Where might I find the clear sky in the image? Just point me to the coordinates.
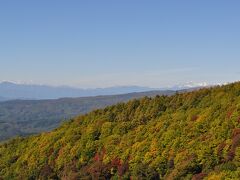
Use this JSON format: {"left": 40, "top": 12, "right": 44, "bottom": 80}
{"left": 0, "top": 0, "right": 240, "bottom": 88}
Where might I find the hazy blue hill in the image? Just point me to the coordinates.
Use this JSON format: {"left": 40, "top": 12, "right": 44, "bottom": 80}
{"left": 0, "top": 90, "right": 174, "bottom": 141}
{"left": 0, "top": 81, "right": 156, "bottom": 100}
{"left": 0, "top": 97, "right": 8, "bottom": 102}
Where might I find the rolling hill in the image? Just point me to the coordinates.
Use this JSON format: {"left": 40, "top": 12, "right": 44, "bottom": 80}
{"left": 0, "top": 90, "right": 174, "bottom": 141}
{"left": 1, "top": 82, "right": 240, "bottom": 179}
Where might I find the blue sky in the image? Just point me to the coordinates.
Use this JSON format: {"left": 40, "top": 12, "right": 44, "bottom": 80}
{"left": 0, "top": 0, "right": 240, "bottom": 88}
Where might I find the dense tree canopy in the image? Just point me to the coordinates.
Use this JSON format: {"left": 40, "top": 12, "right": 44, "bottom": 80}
{"left": 1, "top": 82, "right": 240, "bottom": 179}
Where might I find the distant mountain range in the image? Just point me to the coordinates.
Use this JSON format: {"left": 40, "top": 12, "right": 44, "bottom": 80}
{"left": 0, "top": 81, "right": 208, "bottom": 101}
{"left": 0, "top": 81, "right": 156, "bottom": 101}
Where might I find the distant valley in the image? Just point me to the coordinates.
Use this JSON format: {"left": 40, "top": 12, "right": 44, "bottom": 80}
{"left": 0, "top": 90, "right": 175, "bottom": 141}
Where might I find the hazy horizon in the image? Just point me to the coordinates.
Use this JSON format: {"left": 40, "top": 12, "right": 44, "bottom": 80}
{"left": 0, "top": 79, "right": 220, "bottom": 89}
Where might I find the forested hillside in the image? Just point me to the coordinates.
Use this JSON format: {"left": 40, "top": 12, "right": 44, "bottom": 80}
{"left": 0, "top": 90, "right": 174, "bottom": 141}
{"left": 1, "top": 83, "right": 240, "bottom": 179}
